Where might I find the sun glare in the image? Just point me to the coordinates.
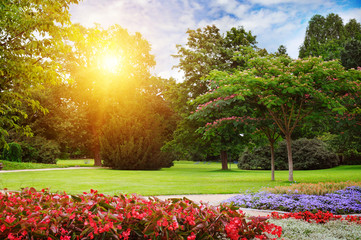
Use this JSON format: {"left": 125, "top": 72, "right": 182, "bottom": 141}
{"left": 98, "top": 52, "right": 121, "bottom": 73}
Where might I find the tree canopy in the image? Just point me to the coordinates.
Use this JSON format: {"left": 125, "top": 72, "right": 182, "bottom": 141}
{"left": 0, "top": 0, "right": 79, "bottom": 146}
{"left": 191, "top": 47, "right": 361, "bottom": 180}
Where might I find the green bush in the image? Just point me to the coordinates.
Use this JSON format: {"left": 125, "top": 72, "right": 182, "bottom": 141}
{"left": 101, "top": 114, "right": 173, "bottom": 170}
{"left": 21, "top": 136, "right": 60, "bottom": 164}
{"left": 2, "top": 142, "right": 22, "bottom": 162}
{"left": 343, "top": 149, "right": 361, "bottom": 165}
{"left": 238, "top": 138, "right": 339, "bottom": 170}
{"left": 100, "top": 95, "right": 176, "bottom": 170}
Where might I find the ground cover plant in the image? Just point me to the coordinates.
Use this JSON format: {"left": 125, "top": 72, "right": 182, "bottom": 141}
{"left": 0, "top": 188, "right": 282, "bottom": 240}
{"left": 262, "top": 181, "right": 361, "bottom": 195}
{"left": 225, "top": 186, "right": 361, "bottom": 214}
{"left": 0, "top": 162, "right": 361, "bottom": 195}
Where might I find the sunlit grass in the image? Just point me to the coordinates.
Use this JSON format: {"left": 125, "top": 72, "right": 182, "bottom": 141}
{"left": 56, "top": 159, "right": 96, "bottom": 167}
{"left": 0, "top": 161, "right": 360, "bottom": 196}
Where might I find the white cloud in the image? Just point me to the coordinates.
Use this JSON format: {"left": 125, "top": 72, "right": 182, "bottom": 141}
{"left": 69, "top": 0, "right": 361, "bottom": 81}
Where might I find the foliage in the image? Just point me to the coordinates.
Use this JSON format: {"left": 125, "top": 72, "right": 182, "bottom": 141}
{"left": 239, "top": 138, "right": 339, "bottom": 170}
{"left": 173, "top": 25, "right": 257, "bottom": 101}
{"left": 299, "top": 13, "right": 361, "bottom": 72}
{"left": 262, "top": 181, "right": 361, "bottom": 195}
{"left": 101, "top": 95, "right": 176, "bottom": 170}
{"left": 224, "top": 186, "right": 361, "bottom": 214}
{"left": 0, "top": 0, "right": 79, "bottom": 146}
{"left": 270, "top": 210, "right": 361, "bottom": 224}
{"left": 341, "top": 39, "right": 361, "bottom": 69}
{"left": 2, "top": 142, "right": 22, "bottom": 162}
{"left": 167, "top": 25, "right": 257, "bottom": 167}
{"left": 299, "top": 13, "right": 361, "bottom": 60}
{"left": 0, "top": 188, "right": 282, "bottom": 240}
{"left": 191, "top": 47, "right": 361, "bottom": 181}
{"left": 20, "top": 136, "right": 60, "bottom": 164}
{"left": 270, "top": 218, "right": 361, "bottom": 240}
{"left": 67, "top": 24, "right": 156, "bottom": 166}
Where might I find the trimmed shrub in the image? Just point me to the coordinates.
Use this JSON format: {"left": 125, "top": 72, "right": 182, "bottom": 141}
{"left": 343, "top": 149, "right": 361, "bottom": 165}
{"left": 101, "top": 114, "right": 173, "bottom": 170}
{"left": 2, "top": 142, "right": 22, "bottom": 162}
{"left": 238, "top": 138, "right": 339, "bottom": 170}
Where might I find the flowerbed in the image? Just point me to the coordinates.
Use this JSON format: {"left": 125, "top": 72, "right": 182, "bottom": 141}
{"left": 0, "top": 188, "right": 282, "bottom": 240}
{"left": 262, "top": 181, "right": 361, "bottom": 195}
{"left": 224, "top": 186, "right": 361, "bottom": 214}
{"left": 269, "top": 211, "right": 361, "bottom": 224}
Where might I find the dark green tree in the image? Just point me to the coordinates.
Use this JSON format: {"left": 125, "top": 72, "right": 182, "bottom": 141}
{"left": 299, "top": 13, "right": 361, "bottom": 61}
{"left": 341, "top": 39, "right": 361, "bottom": 69}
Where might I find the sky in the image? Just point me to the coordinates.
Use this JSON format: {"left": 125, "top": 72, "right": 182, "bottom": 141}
{"left": 69, "top": 0, "right": 361, "bottom": 81}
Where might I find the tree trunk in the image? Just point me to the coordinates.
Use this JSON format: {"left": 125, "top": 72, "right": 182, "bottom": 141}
{"left": 270, "top": 142, "right": 275, "bottom": 181}
{"left": 220, "top": 150, "right": 228, "bottom": 170}
{"left": 285, "top": 134, "right": 294, "bottom": 181}
{"left": 92, "top": 126, "right": 102, "bottom": 167}
{"left": 93, "top": 142, "right": 102, "bottom": 166}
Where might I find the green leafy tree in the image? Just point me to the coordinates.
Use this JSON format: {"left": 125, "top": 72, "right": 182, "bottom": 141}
{"left": 167, "top": 25, "right": 257, "bottom": 164}
{"left": 275, "top": 45, "right": 288, "bottom": 57}
{"left": 67, "top": 24, "right": 155, "bottom": 166}
{"left": 299, "top": 13, "right": 361, "bottom": 61}
{"left": 341, "top": 39, "right": 361, "bottom": 69}
{"left": 0, "top": 0, "right": 79, "bottom": 146}
{"left": 192, "top": 47, "right": 361, "bottom": 181}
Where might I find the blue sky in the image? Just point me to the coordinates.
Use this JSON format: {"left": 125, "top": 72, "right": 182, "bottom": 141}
{"left": 69, "top": 0, "right": 361, "bottom": 81}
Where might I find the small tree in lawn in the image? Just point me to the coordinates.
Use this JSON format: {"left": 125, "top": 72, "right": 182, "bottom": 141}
{"left": 192, "top": 47, "right": 361, "bottom": 181}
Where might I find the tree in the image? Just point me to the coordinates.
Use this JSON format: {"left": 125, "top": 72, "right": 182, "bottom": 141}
{"left": 299, "top": 13, "right": 361, "bottom": 61}
{"left": 0, "top": 0, "right": 79, "bottom": 147}
{"left": 66, "top": 24, "right": 155, "bottom": 166}
{"left": 192, "top": 47, "right": 361, "bottom": 181}
{"left": 341, "top": 39, "right": 361, "bottom": 69}
{"left": 173, "top": 25, "right": 257, "bottom": 102}
{"left": 167, "top": 25, "right": 257, "bottom": 167}
{"left": 275, "top": 45, "right": 288, "bottom": 57}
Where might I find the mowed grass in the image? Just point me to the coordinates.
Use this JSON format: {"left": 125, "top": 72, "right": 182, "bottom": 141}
{"left": 0, "top": 161, "right": 360, "bottom": 196}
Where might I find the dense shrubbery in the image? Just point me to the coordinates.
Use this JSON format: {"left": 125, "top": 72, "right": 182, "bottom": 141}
{"left": 238, "top": 138, "right": 339, "bottom": 170}
{"left": 20, "top": 136, "right": 60, "bottom": 164}
{"left": 2, "top": 142, "right": 22, "bottom": 162}
{"left": 101, "top": 96, "right": 176, "bottom": 170}
{"left": 0, "top": 188, "right": 282, "bottom": 240}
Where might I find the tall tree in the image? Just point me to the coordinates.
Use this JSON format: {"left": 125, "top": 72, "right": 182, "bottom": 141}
{"left": 299, "top": 13, "right": 361, "bottom": 61}
{"left": 66, "top": 24, "right": 155, "bottom": 166}
{"left": 167, "top": 25, "right": 257, "bottom": 168}
{"left": 192, "top": 47, "right": 361, "bottom": 181}
{"left": 0, "top": 0, "right": 79, "bottom": 146}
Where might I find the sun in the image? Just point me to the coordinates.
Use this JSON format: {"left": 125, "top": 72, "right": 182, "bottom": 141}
{"left": 98, "top": 52, "right": 121, "bottom": 73}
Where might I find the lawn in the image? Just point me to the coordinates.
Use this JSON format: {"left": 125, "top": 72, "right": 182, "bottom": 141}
{"left": 0, "top": 161, "right": 360, "bottom": 196}
{"left": 0, "top": 159, "right": 96, "bottom": 170}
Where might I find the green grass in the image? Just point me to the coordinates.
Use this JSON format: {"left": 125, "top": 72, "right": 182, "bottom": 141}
{"left": 0, "top": 161, "right": 360, "bottom": 196}
{"left": 56, "top": 159, "right": 96, "bottom": 167}
{"left": 0, "top": 159, "right": 96, "bottom": 170}
{"left": 0, "top": 160, "right": 66, "bottom": 170}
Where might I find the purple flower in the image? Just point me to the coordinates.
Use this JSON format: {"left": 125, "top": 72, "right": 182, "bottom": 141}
{"left": 224, "top": 186, "right": 361, "bottom": 214}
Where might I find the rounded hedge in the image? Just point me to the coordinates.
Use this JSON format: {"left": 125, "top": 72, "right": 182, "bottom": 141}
{"left": 238, "top": 138, "right": 339, "bottom": 170}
